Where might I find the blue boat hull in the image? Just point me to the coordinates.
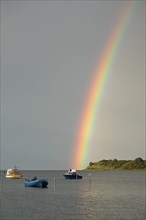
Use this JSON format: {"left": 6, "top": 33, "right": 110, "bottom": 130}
{"left": 24, "top": 179, "right": 48, "bottom": 188}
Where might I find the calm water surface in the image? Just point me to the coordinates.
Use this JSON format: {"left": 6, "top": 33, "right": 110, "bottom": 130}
{"left": 0, "top": 170, "right": 145, "bottom": 220}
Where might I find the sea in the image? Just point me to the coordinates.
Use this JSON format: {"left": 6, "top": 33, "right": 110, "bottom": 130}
{"left": 0, "top": 170, "right": 145, "bottom": 220}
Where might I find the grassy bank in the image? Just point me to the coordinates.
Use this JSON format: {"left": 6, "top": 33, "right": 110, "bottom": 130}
{"left": 86, "top": 158, "right": 146, "bottom": 170}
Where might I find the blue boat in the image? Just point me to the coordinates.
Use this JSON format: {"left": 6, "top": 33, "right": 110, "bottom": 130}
{"left": 63, "top": 169, "right": 82, "bottom": 180}
{"left": 24, "top": 176, "right": 48, "bottom": 188}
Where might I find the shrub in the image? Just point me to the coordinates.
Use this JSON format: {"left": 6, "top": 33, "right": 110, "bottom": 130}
{"left": 89, "top": 162, "right": 94, "bottom": 166}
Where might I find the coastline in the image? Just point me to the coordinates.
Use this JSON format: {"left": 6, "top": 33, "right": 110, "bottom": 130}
{"left": 85, "top": 158, "right": 146, "bottom": 170}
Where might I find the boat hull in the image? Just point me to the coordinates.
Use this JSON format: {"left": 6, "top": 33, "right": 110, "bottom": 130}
{"left": 6, "top": 174, "right": 22, "bottom": 179}
{"left": 24, "top": 179, "right": 48, "bottom": 188}
{"left": 64, "top": 174, "right": 82, "bottom": 180}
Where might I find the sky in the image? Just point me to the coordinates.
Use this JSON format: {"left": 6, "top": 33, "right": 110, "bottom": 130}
{"left": 0, "top": 0, "right": 145, "bottom": 170}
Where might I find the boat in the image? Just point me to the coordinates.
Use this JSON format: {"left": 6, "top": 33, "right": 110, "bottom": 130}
{"left": 63, "top": 169, "right": 82, "bottom": 179}
{"left": 5, "top": 166, "right": 22, "bottom": 179}
{"left": 24, "top": 176, "right": 48, "bottom": 188}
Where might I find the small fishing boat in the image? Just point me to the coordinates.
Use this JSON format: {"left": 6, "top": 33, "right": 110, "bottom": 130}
{"left": 24, "top": 176, "right": 48, "bottom": 188}
{"left": 5, "top": 166, "right": 22, "bottom": 179}
{"left": 63, "top": 169, "right": 82, "bottom": 179}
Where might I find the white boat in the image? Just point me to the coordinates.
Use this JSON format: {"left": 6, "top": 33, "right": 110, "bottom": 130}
{"left": 63, "top": 169, "right": 82, "bottom": 179}
{"left": 5, "top": 166, "right": 22, "bottom": 179}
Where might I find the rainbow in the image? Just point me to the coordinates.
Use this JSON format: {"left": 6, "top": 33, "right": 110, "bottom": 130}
{"left": 72, "top": 1, "right": 135, "bottom": 169}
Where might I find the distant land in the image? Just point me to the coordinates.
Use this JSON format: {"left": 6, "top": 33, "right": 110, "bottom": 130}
{"left": 86, "top": 158, "right": 146, "bottom": 170}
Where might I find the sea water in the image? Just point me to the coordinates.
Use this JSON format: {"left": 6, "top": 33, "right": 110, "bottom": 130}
{"left": 0, "top": 170, "right": 145, "bottom": 220}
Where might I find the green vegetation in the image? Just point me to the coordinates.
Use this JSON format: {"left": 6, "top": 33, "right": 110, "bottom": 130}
{"left": 86, "top": 158, "right": 146, "bottom": 170}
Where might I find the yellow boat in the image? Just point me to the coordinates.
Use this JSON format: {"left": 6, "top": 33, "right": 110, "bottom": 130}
{"left": 5, "top": 167, "right": 22, "bottom": 179}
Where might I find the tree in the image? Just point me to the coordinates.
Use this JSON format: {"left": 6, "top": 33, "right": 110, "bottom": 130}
{"left": 134, "top": 157, "right": 144, "bottom": 164}
{"left": 89, "top": 162, "right": 94, "bottom": 166}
